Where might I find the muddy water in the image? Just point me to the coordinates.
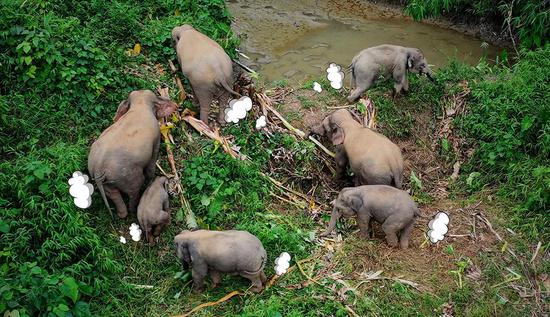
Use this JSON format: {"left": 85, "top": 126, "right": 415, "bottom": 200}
{"left": 227, "top": 0, "right": 500, "bottom": 82}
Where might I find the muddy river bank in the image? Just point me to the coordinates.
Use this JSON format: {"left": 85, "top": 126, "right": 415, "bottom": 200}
{"left": 227, "top": 0, "right": 502, "bottom": 82}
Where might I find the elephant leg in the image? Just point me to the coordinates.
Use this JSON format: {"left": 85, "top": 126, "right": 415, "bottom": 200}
{"left": 382, "top": 221, "right": 399, "bottom": 248}
{"left": 104, "top": 186, "right": 127, "bottom": 218}
{"left": 145, "top": 136, "right": 160, "bottom": 183}
{"left": 216, "top": 90, "right": 231, "bottom": 125}
{"left": 123, "top": 172, "right": 144, "bottom": 215}
{"left": 392, "top": 70, "right": 408, "bottom": 97}
{"left": 241, "top": 272, "right": 263, "bottom": 293}
{"left": 146, "top": 227, "right": 155, "bottom": 245}
{"left": 399, "top": 220, "right": 415, "bottom": 249}
{"left": 191, "top": 261, "right": 208, "bottom": 293}
{"left": 347, "top": 72, "right": 375, "bottom": 103}
{"left": 260, "top": 271, "right": 267, "bottom": 284}
{"left": 357, "top": 213, "right": 372, "bottom": 238}
{"left": 194, "top": 87, "right": 214, "bottom": 126}
{"left": 209, "top": 269, "right": 222, "bottom": 288}
{"left": 335, "top": 147, "right": 348, "bottom": 179}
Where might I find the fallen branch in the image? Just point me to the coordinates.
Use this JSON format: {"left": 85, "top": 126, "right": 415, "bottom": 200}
{"left": 180, "top": 110, "right": 246, "bottom": 160}
{"left": 172, "top": 291, "right": 244, "bottom": 317}
{"left": 530, "top": 241, "right": 542, "bottom": 264}
{"left": 168, "top": 60, "right": 187, "bottom": 103}
{"left": 157, "top": 87, "right": 197, "bottom": 229}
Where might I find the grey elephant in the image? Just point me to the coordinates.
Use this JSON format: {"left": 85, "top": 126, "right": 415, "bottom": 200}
{"left": 320, "top": 185, "right": 420, "bottom": 249}
{"left": 88, "top": 90, "right": 178, "bottom": 218}
{"left": 310, "top": 109, "right": 403, "bottom": 188}
{"left": 137, "top": 176, "right": 171, "bottom": 245}
{"left": 172, "top": 24, "right": 239, "bottom": 127}
{"left": 174, "top": 229, "right": 267, "bottom": 293}
{"left": 347, "top": 44, "right": 435, "bottom": 102}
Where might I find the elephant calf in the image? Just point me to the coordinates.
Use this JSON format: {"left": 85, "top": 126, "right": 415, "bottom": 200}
{"left": 347, "top": 44, "right": 434, "bottom": 102}
{"left": 137, "top": 176, "right": 171, "bottom": 245}
{"left": 320, "top": 185, "right": 420, "bottom": 249}
{"left": 174, "top": 230, "right": 267, "bottom": 293}
{"left": 88, "top": 90, "right": 178, "bottom": 218}
{"left": 172, "top": 24, "right": 239, "bottom": 127}
{"left": 310, "top": 109, "right": 403, "bottom": 188}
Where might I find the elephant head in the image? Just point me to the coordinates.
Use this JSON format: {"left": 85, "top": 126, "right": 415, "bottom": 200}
{"left": 174, "top": 230, "right": 192, "bottom": 269}
{"left": 171, "top": 24, "right": 195, "bottom": 47}
{"left": 406, "top": 49, "right": 435, "bottom": 81}
{"left": 310, "top": 109, "right": 356, "bottom": 145}
{"left": 113, "top": 90, "right": 178, "bottom": 122}
{"left": 320, "top": 188, "right": 362, "bottom": 236}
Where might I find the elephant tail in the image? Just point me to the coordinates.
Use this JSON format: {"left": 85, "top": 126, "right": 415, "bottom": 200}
{"left": 392, "top": 171, "right": 403, "bottom": 189}
{"left": 94, "top": 171, "right": 113, "bottom": 218}
{"left": 218, "top": 79, "right": 241, "bottom": 97}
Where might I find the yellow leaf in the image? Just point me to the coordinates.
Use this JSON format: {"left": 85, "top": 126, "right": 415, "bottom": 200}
{"left": 133, "top": 43, "right": 141, "bottom": 55}
{"left": 175, "top": 9, "right": 181, "bottom": 16}
{"left": 159, "top": 123, "right": 174, "bottom": 140}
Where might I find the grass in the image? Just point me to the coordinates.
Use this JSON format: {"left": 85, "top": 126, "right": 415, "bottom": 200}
{"left": 0, "top": 0, "right": 548, "bottom": 316}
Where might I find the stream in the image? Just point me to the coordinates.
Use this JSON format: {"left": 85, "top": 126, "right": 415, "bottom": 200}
{"left": 227, "top": 0, "right": 501, "bottom": 82}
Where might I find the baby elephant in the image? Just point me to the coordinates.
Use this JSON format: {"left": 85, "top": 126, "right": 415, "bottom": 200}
{"left": 347, "top": 44, "right": 434, "bottom": 102}
{"left": 174, "top": 230, "right": 267, "bottom": 293}
{"left": 320, "top": 185, "right": 420, "bottom": 249}
{"left": 137, "top": 176, "right": 171, "bottom": 245}
{"left": 310, "top": 109, "right": 403, "bottom": 188}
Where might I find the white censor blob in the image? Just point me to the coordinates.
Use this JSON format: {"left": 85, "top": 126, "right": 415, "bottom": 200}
{"left": 274, "top": 252, "right": 291, "bottom": 275}
{"left": 255, "top": 115, "right": 267, "bottom": 130}
{"left": 313, "top": 81, "right": 322, "bottom": 93}
{"left": 68, "top": 171, "right": 93, "bottom": 209}
{"left": 428, "top": 212, "right": 450, "bottom": 243}
{"left": 129, "top": 223, "right": 142, "bottom": 242}
{"left": 326, "top": 63, "right": 344, "bottom": 90}
{"left": 225, "top": 96, "right": 253, "bottom": 123}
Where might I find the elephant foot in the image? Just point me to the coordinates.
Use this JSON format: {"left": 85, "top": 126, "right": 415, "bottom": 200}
{"left": 192, "top": 284, "right": 205, "bottom": 293}
{"left": 117, "top": 210, "right": 128, "bottom": 218}
{"left": 250, "top": 285, "right": 263, "bottom": 293}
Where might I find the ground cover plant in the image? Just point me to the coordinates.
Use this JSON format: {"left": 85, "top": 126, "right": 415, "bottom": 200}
{"left": 0, "top": 0, "right": 548, "bottom": 316}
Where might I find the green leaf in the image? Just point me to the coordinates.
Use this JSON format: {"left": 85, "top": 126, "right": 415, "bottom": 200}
{"left": 0, "top": 220, "right": 9, "bottom": 233}
{"left": 520, "top": 116, "right": 534, "bottom": 132}
{"left": 200, "top": 195, "right": 211, "bottom": 207}
{"left": 61, "top": 277, "right": 79, "bottom": 303}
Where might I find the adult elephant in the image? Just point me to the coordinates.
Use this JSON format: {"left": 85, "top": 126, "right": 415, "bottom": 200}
{"left": 172, "top": 24, "right": 240, "bottom": 127}
{"left": 88, "top": 90, "right": 178, "bottom": 218}
{"left": 347, "top": 44, "right": 435, "bottom": 102}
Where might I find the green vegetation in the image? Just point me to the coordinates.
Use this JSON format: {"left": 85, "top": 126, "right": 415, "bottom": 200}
{"left": 404, "top": 0, "right": 549, "bottom": 48}
{"left": 0, "top": 0, "right": 547, "bottom": 316}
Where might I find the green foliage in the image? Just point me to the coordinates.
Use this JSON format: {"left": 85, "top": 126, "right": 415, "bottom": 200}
{"left": 404, "top": 0, "right": 549, "bottom": 48}
{"left": 0, "top": 0, "right": 239, "bottom": 314}
{"left": 458, "top": 45, "right": 550, "bottom": 240}
{"left": 1, "top": 263, "right": 92, "bottom": 317}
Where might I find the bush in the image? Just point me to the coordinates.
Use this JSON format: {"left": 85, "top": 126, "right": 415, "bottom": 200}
{"left": 404, "top": 0, "right": 549, "bottom": 48}
{"left": 458, "top": 45, "right": 550, "bottom": 239}
{"left": 0, "top": 0, "right": 238, "bottom": 314}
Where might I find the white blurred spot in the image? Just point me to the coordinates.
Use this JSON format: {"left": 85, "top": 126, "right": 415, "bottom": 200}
{"left": 129, "top": 223, "right": 142, "bottom": 242}
{"left": 428, "top": 212, "right": 450, "bottom": 243}
{"left": 255, "top": 115, "right": 267, "bottom": 130}
{"left": 274, "top": 252, "right": 291, "bottom": 275}
{"left": 313, "top": 81, "right": 322, "bottom": 93}
{"left": 119, "top": 236, "right": 127, "bottom": 244}
{"left": 68, "top": 171, "right": 93, "bottom": 209}
{"left": 225, "top": 96, "right": 253, "bottom": 123}
{"left": 326, "top": 63, "right": 344, "bottom": 90}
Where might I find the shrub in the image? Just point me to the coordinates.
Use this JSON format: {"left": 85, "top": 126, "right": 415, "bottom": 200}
{"left": 458, "top": 45, "right": 550, "bottom": 239}
{"left": 404, "top": 0, "right": 549, "bottom": 48}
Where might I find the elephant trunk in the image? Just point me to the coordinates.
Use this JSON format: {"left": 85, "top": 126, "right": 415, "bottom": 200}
{"left": 320, "top": 207, "right": 340, "bottom": 237}
{"left": 425, "top": 67, "right": 435, "bottom": 82}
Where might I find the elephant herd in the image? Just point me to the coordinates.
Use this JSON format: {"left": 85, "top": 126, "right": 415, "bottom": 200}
{"left": 87, "top": 24, "right": 433, "bottom": 293}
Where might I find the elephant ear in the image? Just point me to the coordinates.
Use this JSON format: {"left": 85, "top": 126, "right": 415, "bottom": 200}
{"left": 345, "top": 194, "right": 363, "bottom": 213}
{"left": 113, "top": 99, "right": 130, "bottom": 122}
{"left": 331, "top": 124, "right": 345, "bottom": 145}
{"left": 154, "top": 97, "right": 178, "bottom": 119}
{"left": 406, "top": 52, "right": 414, "bottom": 70}
{"left": 175, "top": 238, "right": 191, "bottom": 263}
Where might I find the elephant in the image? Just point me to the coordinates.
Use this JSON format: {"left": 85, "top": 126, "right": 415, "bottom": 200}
{"left": 310, "top": 109, "right": 403, "bottom": 188}
{"left": 320, "top": 185, "right": 420, "bottom": 249}
{"left": 347, "top": 44, "right": 435, "bottom": 102}
{"left": 174, "top": 229, "right": 267, "bottom": 293}
{"left": 172, "top": 24, "right": 240, "bottom": 127}
{"left": 88, "top": 90, "right": 178, "bottom": 218}
{"left": 137, "top": 176, "right": 171, "bottom": 245}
